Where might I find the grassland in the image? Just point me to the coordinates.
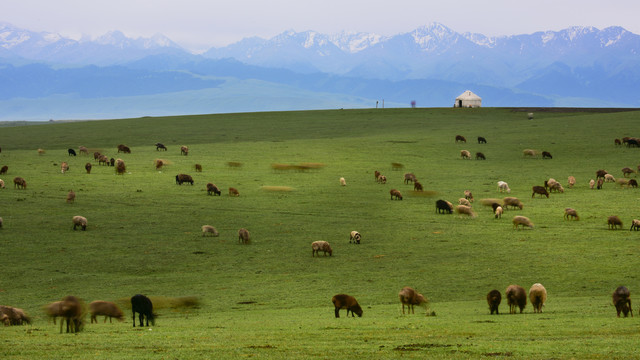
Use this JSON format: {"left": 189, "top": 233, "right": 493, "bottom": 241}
{"left": 1, "top": 107, "right": 640, "bottom": 359}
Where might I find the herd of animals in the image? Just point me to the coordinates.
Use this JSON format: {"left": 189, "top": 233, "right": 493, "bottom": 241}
{"left": 0, "top": 131, "right": 638, "bottom": 333}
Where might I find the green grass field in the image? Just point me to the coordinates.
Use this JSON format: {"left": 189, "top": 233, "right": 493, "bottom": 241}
{"left": 1, "top": 108, "right": 640, "bottom": 359}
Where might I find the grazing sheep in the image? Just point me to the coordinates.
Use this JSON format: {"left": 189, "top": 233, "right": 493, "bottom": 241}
{"left": 206, "top": 183, "right": 221, "bottom": 196}
{"left": 532, "top": 186, "right": 549, "bottom": 198}
{"left": 456, "top": 204, "right": 476, "bottom": 218}
{"left": 608, "top": 215, "right": 623, "bottom": 230}
{"left": 390, "top": 189, "right": 403, "bottom": 200}
{"left": 238, "top": 228, "right": 250, "bottom": 244}
{"left": 93, "top": 151, "right": 101, "bottom": 160}
{"left": 155, "top": 143, "right": 167, "bottom": 151}
{"left": 154, "top": 159, "right": 164, "bottom": 170}
{"left": 66, "top": 190, "right": 75, "bottom": 204}
{"left": 596, "top": 169, "right": 608, "bottom": 179}
{"left": 544, "top": 178, "right": 558, "bottom": 190}
{"left": 597, "top": 178, "right": 604, "bottom": 189}
{"left": 512, "top": 215, "right": 534, "bottom": 229}
{"left": 497, "top": 181, "right": 511, "bottom": 193}
{"left": 542, "top": 151, "right": 552, "bottom": 159}
{"left": 60, "top": 161, "right": 69, "bottom": 174}
{"left": 98, "top": 154, "right": 109, "bottom": 165}
{"left": 460, "top": 150, "right": 471, "bottom": 159}
{"left": 564, "top": 208, "right": 579, "bottom": 220}
{"left": 629, "top": 179, "right": 638, "bottom": 188}
{"left": 72, "top": 216, "right": 87, "bottom": 231}
{"left": 568, "top": 176, "right": 576, "bottom": 188}
{"left": 175, "top": 174, "right": 194, "bottom": 185}
{"left": 377, "top": 175, "right": 387, "bottom": 184}
{"left": 475, "top": 152, "right": 486, "bottom": 160}
{"left": 505, "top": 285, "right": 527, "bottom": 314}
{"left": 605, "top": 174, "right": 616, "bottom": 182}
{"left": 340, "top": 177, "right": 346, "bottom": 186}
{"left": 589, "top": 179, "right": 595, "bottom": 189}
{"left": 612, "top": 286, "right": 633, "bottom": 318}
{"left": 180, "top": 146, "right": 189, "bottom": 155}
{"left": 622, "top": 167, "right": 635, "bottom": 177}
{"left": 0, "top": 305, "right": 31, "bottom": 325}
{"left": 67, "top": 148, "right": 76, "bottom": 156}
{"left": 349, "top": 231, "right": 361, "bottom": 244}
{"left": 616, "top": 178, "right": 630, "bottom": 187}
{"left": 374, "top": 170, "right": 380, "bottom": 181}
{"left": 549, "top": 182, "right": 564, "bottom": 193}
{"left": 195, "top": 164, "right": 202, "bottom": 172}
{"left": 494, "top": 206, "right": 503, "bottom": 219}
{"left": 523, "top": 149, "right": 537, "bottom": 157}
{"left": 435, "top": 199, "right": 453, "bottom": 214}
{"left": 455, "top": 135, "right": 467, "bottom": 143}
{"left": 0, "top": 179, "right": 4, "bottom": 189}
{"left": 202, "top": 225, "right": 219, "bottom": 237}
{"left": 503, "top": 197, "right": 523, "bottom": 210}
{"left": 463, "top": 190, "right": 474, "bottom": 202}
{"left": 115, "top": 159, "right": 126, "bottom": 175}
{"left": 398, "top": 286, "right": 428, "bottom": 314}
{"left": 413, "top": 181, "right": 423, "bottom": 191}
{"left": 615, "top": 138, "right": 622, "bottom": 145}
{"left": 403, "top": 173, "right": 416, "bottom": 184}
{"left": 109, "top": 158, "right": 115, "bottom": 167}
{"left": 311, "top": 240, "right": 332, "bottom": 256}
{"left": 630, "top": 219, "right": 640, "bottom": 231}
{"left": 331, "top": 294, "right": 362, "bottom": 318}
{"left": 117, "top": 144, "right": 131, "bottom": 153}
{"left": 458, "top": 198, "right": 471, "bottom": 206}
{"left": 52, "top": 295, "right": 85, "bottom": 333}
{"left": 89, "top": 301, "right": 124, "bottom": 323}
{"left": 0, "top": 165, "right": 7, "bottom": 174}
{"left": 527, "top": 112, "right": 534, "bottom": 120}
{"left": 487, "top": 290, "right": 501, "bottom": 314}
{"left": 78, "top": 146, "right": 88, "bottom": 155}
{"left": 85, "top": 162, "right": 92, "bottom": 174}
{"left": 529, "top": 283, "right": 547, "bottom": 313}
{"left": 477, "top": 136, "right": 487, "bottom": 144}
{"left": 37, "top": 148, "right": 45, "bottom": 155}
{"left": 131, "top": 294, "right": 155, "bottom": 327}
{"left": 228, "top": 187, "right": 239, "bottom": 196}
{"left": 13, "top": 176, "right": 26, "bottom": 189}
{"left": 628, "top": 139, "right": 640, "bottom": 147}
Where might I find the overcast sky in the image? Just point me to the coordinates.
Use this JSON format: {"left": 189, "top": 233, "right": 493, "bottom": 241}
{"left": 2, "top": 0, "right": 638, "bottom": 52}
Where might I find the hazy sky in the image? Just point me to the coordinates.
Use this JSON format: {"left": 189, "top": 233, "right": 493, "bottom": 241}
{"left": 2, "top": 0, "right": 638, "bottom": 52}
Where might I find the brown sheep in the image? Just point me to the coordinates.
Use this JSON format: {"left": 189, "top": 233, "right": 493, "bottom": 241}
{"left": 48, "top": 296, "right": 85, "bottom": 333}
{"left": 398, "top": 286, "right": 428, "bottom": 314}
{"left": 66, "top": 190, "right": 75, "bottom": 204}
{"left": 564, "top": 208, "right": 579, "bottom": 220}
{"left": 85, "top": 162, "right": 92, "bottom": 174}
{"left": 460, "top": 150, "right": 471, "bottom": 159}
{"left": 506, "top": 285, "right": 527, "bottom": 314}
{"left": 503, "top": 197, "right": 523, "bottom": 210}
{"left": 390, "top": 189, "right": 403, "bottom": 200}
{"left": 377, "top": 175, "right": 387, "bottom": 184}
{"left": 628, "top": 179, "right": 638, "bottom": 188}
{"left": 155, "top": 159, "right": 164, "bottom": 170}
{"left": 311, "top": 240, "right": 332, "bottom": 256}
{"left": 456, "top": 204, "right": 476, "bottom": 218}
{"left": 374, "top": 170, "right": 380, "bottom": 181}
{"left": 413, "top": 181, "right": 423, "bottom": 191}
{"left": 532, "top": 186, "right": 549, "bottom": 198}
{"left": 615, "top": 138, "right": 622, "bottom": 145}
{"left": 475, "top": 152, "right": 486, "bottom": 160}
{"left": 542, "top": 151, "right": 552, "bottom": 159}
{"left": 455, "top": 135, "right": 467, "bottom": 143}
{"left": 513, "top": 215, "right": 534, "bottom": 229}
{"left": 487, "top": 289, "right": 501, "bottom": 315}
{"left": 0, "top": 179, "right": 4, "bottom": 189}
{"left": 98, "top": 154, "right": 109, "bottom": 165}
{"left": 195, "top": 164, "right": 202, "bottom": 172}
{"left": 89, "top": 301, "right": 124, "bottom": 323}
{"left": 608, "top": 215, "right": 623, "bottom": 230}
{"left": 180, "top": 146, "right": 189, "bottom": 155}
{"left": 176, "top": 174, "right": 194, "bottom": 185}
{"left": 13, "top": 176, "right": 26, "bottom": 189}
{"left": 622, "top": 167, "right": 635, "bottom": 177}
{"left": 458, "top": 198, "right": 471, "bottom": 207}
{"left": 568, "top": 176, "right": 576, "bottom": 188}
{"left": 464, "top": 190, "right": 474, "bottom": 202}
{"left": 60, "top": 161, "right": 69, "bottom": 174}
{"left": 238, "top": 228, "right": 250, "bottom": 244}
{"left": 206, "top": 183, "right": 221, "bottom": 196}
{"left": 596, "top": 169, "right": 608, "bottom": 179}
{"left": 115, "top": 159, "right": 126, "bottom": 175}
{"left": 93, "top": 151, "right": 101, "bottom": 160}
{"left": 391, "top": 162, "right": 404, "bottom": 171}
{"left": 78, "top": 146, "right": 89, "bottom": 155}
{"left": 613, "top": 286, "right": 633, "bottom": 318}
{"left": 597, "top": 178, "right": 604, "bottom": 189}
{"left": 331, "top": 294, "right": 363, "bottom": 318}
{"left": 529, "top": 283, "right": 547, "bottom": 313}
{"left": 116, "top": 144, "right": 131, "bottom": 153}
{"left": 228, "top": 187, "right": 240, "bottom": 197}
{"left": 0, "top": 165, "right": 7, "bottom": 174}
{"left": 0, "top": 305, "right": 31, "bottom": 325}
{"left": 403, "top": 173, "right": 416, "bottom": 184}
{"left": 37, "top": 148, "right": 45, "bottom": 155}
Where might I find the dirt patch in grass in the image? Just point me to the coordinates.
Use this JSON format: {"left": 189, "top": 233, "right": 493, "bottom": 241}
{"left": 483, "top": 351, "right": 513, "bottom": 357}
{"left": 393, "top": 343, "right": 455, "bottom": 351}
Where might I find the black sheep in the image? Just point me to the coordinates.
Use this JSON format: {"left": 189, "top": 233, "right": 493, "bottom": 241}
{"left": 131, "top": 294, "right": 155, "bottom": 327}
{"left": 435, "top": 199, "right": 453, "bottom": 214}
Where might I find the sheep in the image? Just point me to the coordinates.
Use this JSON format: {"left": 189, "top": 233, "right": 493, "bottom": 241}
{"left": 155, "top": 143, "right": 167, "bottom": 151}
{"left": 98, "top": 154, "right": 109, "bottom": 165}
{"left": 477, "top": 136, "right": 487, "bottom": 144}
{"left": 0, "top": 217, "right": 3, "bottom": 228}
{"left": 589, "top": 179, "right": 595, "bottom": 189}
{"left": 154, "top": 159, "right": 164, "bottom": 170}
{"left": 226, "top": 161, "right": 243, "bottom": 168}
{"left": 78, "top": 146, "right": 88, "bottom": 155}
{"left": 412, "top": 181, "right": 423, "bottom": 191}
{"left": 403, "top": 173, "right": 416, "bottom": 184}
{"left": 463, "top": 190, "right": 474, "bottom": 202}
{"left": 206, "top": 183, "right": 221, "bottom": 196}
{"left": 238, "top": 228, "right": 250, "bottom": 244}
{"left": 455, "top": 135, "right": 467, "bottom": 143}
{"left": 568, "top": 176, "right": 576, "bottom": 188}
{"left": 0, "top": 179, "right": 4, "bottom": 189}
{"left": 528, "top": 283, "right": 547, "bottom": 313}
{"left": 549, "top": 182, "right": 564, "bottom": 193}
{"left": 615, "top": 138, "right": 622, "bottom": 145}
{"left": 72, "top": 216, "right": 87, "bottom": 231}
{"left": 605, "top": 174, "right": 616, "bottom": 182}
{"left": 523, "top": 149, "right": 537, "bottom": 157}
{"left": 435, "top": 199, "right": 453, "bottom": 214}
{"left": 513, "top": 215, "right": 534, "bottom": 229}
{"left": 374, "top": 170, "right": 380, "bottom": 181}
{"left": 175, "top": 174, "right": 194, "bottom": 185}
{"left": 93, "top": 151, "right": 101, "bottom": 160}
{"left": 66, "top": 190, "right": 75, "bottom": 204}
{"left": 527, "top": 112, "right": 534, "bottom": 120}
{"left": 60, "top": 161, "right": 69, "bottom": 174}
{"left": 37, "top": 148, "right": 45, "bottom": 155}
{"left": 596, "top": 169, "right": 608, "bottom": 179}
{"left": 532, "top": 186, "right": 549, "bottom": 198}
{"left": 131, "top": 294, "right": 155, "bottom": 327}
{"left": 629, "top": 179, "right": 638, "bottom": 188}
{"left": 497, "top": 181, "right": 511, "bottom": 193}
{"left": 50, "top": 295, "right": 85, "bottom": 333}
{"left": 487, "top": 289, "right": 501, "bottom": 315}
{"left": 377, "top": 174, "right": 387, "bottom": 184}
{"left": 115, "top": 159, "right": 126, "bottom": 175}
{"left": 349, "top": 231, "right": 361, "bottom": 244}
{"left": 67, "top": 148, "right": 76, "bottom": 156}
{"left": 494, "top": 206, "right": 503, "bottom": 219}
{"left": 503, "top": 197, "right": 523, "bottom": 210}
{"left": 89, "top": 301, "right": 124, "bottom": 323}
{"left": 228, "top": 187, "right": 240, "bottom": 196}
{"left": 391, "top": 162, "right": 404, "bottom": 171}
{"left": 13, "top": 176, "right": 26, "bottom": 189}
{"left": 339, "top": 177, "right": 346, "bottom": 186}
{"left": 116, "top": 144, "right": 131, "bottom": 153}
{"left": 597, "top": 178, "right": 604, "bottom": 189}
{"left": 631, "top": 219, "right": 640, "bottom": 231}
{"left": 0, "top": 165, "right": 7, "bottom": 174}
{"left": 398, "top": 286, "right": 428, "bottom": 314}
{"left": 457, "top": 198, "right": 471, "bottom": 207}
{"left": 85, "top": 162, "right": 92, "bottom": 174}
{"left": 612, "top": 286, "right": 633, "bottom": 318}
{"left": 195, "top": 164, "right": 202, "bottom": 172}
{"left": 542, "top": 151, "right": 552, "bottom": 159}
{"left": 180, "top": 146, "right": 189, "bottom": 155}
{"left": 460, "top": 150, "right": 471, "bottom": 159}
{"left": 544, "top": 178, "right": 558, "bottom": 190}
{"left": 311, "top": 240, "right": 332, "bottom": 256}
{"left": 616, "top": 178, "right": 630, "bottom": 187}
{"left": 202, "top": 225, "right": 219, "bottom": 237}
{"left": 0, "top": 305, "right": 31, "bottom": 325}
{"left": 505, "top": 285, "right": 527, "bottom": 314}
{"left": 622, "top": 167, "right": 635, "bottom": 177}
{"left": 331, "top": 294, "right": 363, "bottom": 318}
{"left": 455, "top": 204, "right": 476, "bottom": 218}
{"left": 475, "top": 152, "right": 486, "bottom": 160}
{"left": 390, "top": 189, "right": 403, "bottom": 200}
{"left": 608, "top": 215, "right": 623, "bottom": 230}
{"left": 564, "top": 208, "right": 579, "bottom": 221}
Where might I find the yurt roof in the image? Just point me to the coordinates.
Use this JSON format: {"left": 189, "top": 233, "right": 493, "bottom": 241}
{"left": 456, "top": 90, "right": 481, "bottom": 100}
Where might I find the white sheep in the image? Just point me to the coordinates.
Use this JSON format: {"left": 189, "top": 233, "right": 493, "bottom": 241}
{"left": 460, "top": 150, "right": 471, "bottom": 159}
{"left": 311, "top": 241, "right": 333, "bottom": 256}
{"left": 529, "top": 283, "right": 547, "bottom": 313}
{"left": 549, "top": 182, "right": 564, "bottom": 193}
{"left": 0, "top": 179, "right": 4, "bottom": 189}
{"left": 339, "top": 177, "right": 346, "bottom": 186}
{"left": 523, "top": 149, "right": 537, "bottom": 157}
{"left": 201, "top": 225, "right": 219, "bottom": 237}
{"left": 568, "top": 176, "right": 576, "bottom": 188}
{"left": 512, "top": 215, "right": 534, "bottom": 229}
{"left": 589, "top": 179, "right": 595, "bottom": 189}
{"left": 455, "top": 204, "right": 476, "bottom": 218}
{"left": 503, "top": 197, "right": 524, "bottom": 210}
{"left": 631, "top": 219, "right": 640, "bottom": 231}
{"left": 605, "top": 174, "right": 616, "bottom": 182}
{"left": 494, "top": 206, "right": 503, "bottom": 219}
{"left": 497, "top": 181, "right": 511, "bottom": 193}
{"left": 72, "top": 216, "right": 87, "bottom": 231}
{"left": 458, "top": 198, "right": 471, "bottom": 206}
{"left": 546, "top": 178, "right": 558, "bottom": 189}
{"left": 349, "top": 231, "right": 361, "bottom": 244}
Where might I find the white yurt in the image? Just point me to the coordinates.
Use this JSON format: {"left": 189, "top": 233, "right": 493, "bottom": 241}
{"left": 454, "top": 90, "right": 482, "bottom": 108}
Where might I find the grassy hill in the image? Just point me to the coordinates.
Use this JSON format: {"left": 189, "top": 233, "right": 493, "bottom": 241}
{"left": 1, "top": 107, "right": 640, "bottom": 359}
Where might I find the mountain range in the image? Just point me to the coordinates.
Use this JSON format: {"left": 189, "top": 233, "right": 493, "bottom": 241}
{"left": 1, "top": 22, "right": 639, "bottom": 120}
